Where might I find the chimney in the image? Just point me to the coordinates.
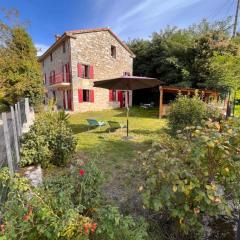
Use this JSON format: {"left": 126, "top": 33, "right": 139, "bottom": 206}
{"left": 55, "top": 35, "right": 61, "bottom": 41}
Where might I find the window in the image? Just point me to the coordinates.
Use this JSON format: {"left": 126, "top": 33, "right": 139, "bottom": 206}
{"left": 123, "top": 71, "right": 131, "bottom": 76}
{"left": 63, "top": 41, "right": 66, "bottom": 53}
{"left": 112, "top": 90, "right": 117, "bottom": 101}
{"left": 82, "top": 64, "right": 90, "bottom": 78}
{"left": 111, "top": 45, "right": 116, "bottom": 58}
{"left": 50, "top": 53, "right": 53, "bottom": 61}
{"left": 83, "top": 89, "right": 90, "bottom": 102}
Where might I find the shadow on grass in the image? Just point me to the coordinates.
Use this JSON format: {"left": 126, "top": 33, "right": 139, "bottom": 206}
{"left": 69, "top": 123, "right": 90, "bottom": 134}
{"left": 113, "top": 107, "right": 160, "bottom": 119}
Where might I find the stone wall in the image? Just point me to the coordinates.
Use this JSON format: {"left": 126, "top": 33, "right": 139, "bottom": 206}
{"left": 41, "top": 38, "right": 71, "bottom": 109}
{"left": 40, "top": 30, "right": 134, "bottom": 112}
{"left": 70, "top": 30, "right": 133, "bottom": 112}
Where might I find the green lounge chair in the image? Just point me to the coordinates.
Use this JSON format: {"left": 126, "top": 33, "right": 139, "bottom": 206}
{"left": 108, "top": 121, "right": 126, "bottom": 132}
{"left": 86, "top": 119, "right": 105, "bottom": 130}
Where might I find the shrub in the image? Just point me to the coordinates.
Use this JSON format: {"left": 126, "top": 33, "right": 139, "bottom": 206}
{"left": 20, "top": 111, "right": 76, "bottom": 168}
{"left": 95, "top": 205, "right": 149, "bottom": 240}
{"left": 0, "top": 160, "right": 101, "bottom": 240}
{"left": 168, "top": 94, "right": 221, "bottom": 134}
{"left": 0, "top": 159, "right": 149, "bottom": 240}
{"left": 141, "top": 119, "right": 240, "bottom": 238}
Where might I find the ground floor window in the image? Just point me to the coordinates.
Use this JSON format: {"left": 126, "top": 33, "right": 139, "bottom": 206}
{"left": 83, "top": 89, "right": 90, "bottom": 102}
{"left": 78, "top": 89, "right": 94, "bottom": 103}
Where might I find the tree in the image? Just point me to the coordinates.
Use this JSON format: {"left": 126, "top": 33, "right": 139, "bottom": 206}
{"left": 128, "top": 19, "right": 235, "bottom": 90}
{"left": 0, "top": 9, "right": 43, "bottom": 108}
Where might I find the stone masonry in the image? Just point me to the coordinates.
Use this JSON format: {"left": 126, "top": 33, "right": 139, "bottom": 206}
{"left": 39, "top": 28, "right": 134, "bottom": 112}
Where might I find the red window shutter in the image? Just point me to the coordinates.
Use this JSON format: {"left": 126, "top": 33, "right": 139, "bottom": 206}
{"left": 89, "top": 65, "right": 94, "bottom": 79}
{"left": 109, "top": 90, "right": 113, "bottom": 101}
{"left": 64, "top": 64, "right": 68, "bottom": 82}
{"left": 77, "top": 63, "right": 82, "bottom": 77}
{"left": 78, "top": 89, "right": 83, "bottom": 103}
{"left": 53, "top": 71, "right": 56, "bottom": 83}
{"left": 62, "top": 64, "right": 65, "bottom": 82}
{"left": 90, "top": 90, "right": 94, "bottom": 102}
{"left": 67, "top": 63, "right": 70, "bottom": 82}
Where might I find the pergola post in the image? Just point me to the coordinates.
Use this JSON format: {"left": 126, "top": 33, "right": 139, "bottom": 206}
{"left": 159, "top": 86, "right": 163, "bottom": 118}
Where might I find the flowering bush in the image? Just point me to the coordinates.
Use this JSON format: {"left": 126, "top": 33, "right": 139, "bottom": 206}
{"left": 141, "top": 119, "right": 240, "bottom": 237}
{"left": 0, "top": 158, "right": 101, "bottom": 240}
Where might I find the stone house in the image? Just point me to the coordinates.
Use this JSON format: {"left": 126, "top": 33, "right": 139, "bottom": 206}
{"left": 39, "top": 28, "right": 135, "bottom": 112}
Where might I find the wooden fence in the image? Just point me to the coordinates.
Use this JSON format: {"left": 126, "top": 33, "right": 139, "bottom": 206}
{"left": 0, "top": 98, "right": 34, "bottom": 177}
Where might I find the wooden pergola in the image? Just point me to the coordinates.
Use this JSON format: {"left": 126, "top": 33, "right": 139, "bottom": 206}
{"left": 159, "top": 86, "right": 220, "bottom": 118}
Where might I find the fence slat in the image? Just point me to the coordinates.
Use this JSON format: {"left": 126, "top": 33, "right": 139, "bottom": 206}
{"left": 17, "top": 102, "right": 22, "bottom": 134}
{"left": 2, "top": 112, "right": 14, "bottom": 176}
{"left": 15, "top": 103, "right": 20, "bottom": 137}
{"left": 11, "top": 106, "right": 20, "bottom": 163}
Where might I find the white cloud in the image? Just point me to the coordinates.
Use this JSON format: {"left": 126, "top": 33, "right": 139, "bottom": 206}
{"left": 35, "top": 43, "right": 49, "bottom": 56}
{"left": 98, "top": 0, "right": 202, "bottom": 38}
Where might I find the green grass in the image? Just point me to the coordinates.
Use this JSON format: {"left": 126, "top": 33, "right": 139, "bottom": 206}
{"left": 236, "top": 105, "right": 240, "bottom": 117}
{"left": 69, "top": 107, "right": 167, "bottom": 203}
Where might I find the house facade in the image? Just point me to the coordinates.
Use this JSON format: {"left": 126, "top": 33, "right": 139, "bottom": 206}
{"left": 39, "top": 28, "right": 135, "bottom": 112}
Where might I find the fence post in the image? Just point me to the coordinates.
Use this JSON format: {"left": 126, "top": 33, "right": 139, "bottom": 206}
{"left": 17, "top": 102, "right": 22, "bottom": 135}
{"left": 25, "top": 98, "right": 30, "bottom": 123}
{"left": 11, "top": 106, "right": 20, "bottom": 163}
{"left": 2, "top": 112, "right": 14, "bottom": 176}
{"left": 15, "top": 103, "right": 20, "bottom": 137}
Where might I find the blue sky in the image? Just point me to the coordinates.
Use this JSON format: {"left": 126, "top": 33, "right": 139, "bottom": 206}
{"left": 0, "top": 0, "right": 237, "bottom": 55}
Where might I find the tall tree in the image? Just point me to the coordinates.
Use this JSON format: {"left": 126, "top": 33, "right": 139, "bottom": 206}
{"left": 0, "top": 9, "right": 43, "bottom": 108}
{"left": 128, "top": 19, "right": 234, "bottom": 90}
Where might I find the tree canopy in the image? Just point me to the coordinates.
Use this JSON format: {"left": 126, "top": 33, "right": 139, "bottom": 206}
{"left": 128, "top": 18, "right": 239, "bottom": 92}
{"left": 0, "top": 9, "right": 43, "bottom": 108}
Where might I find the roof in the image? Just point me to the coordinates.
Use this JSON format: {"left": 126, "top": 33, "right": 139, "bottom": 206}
{"left": 38, "top": 27, "right": 135, "bottom": 61}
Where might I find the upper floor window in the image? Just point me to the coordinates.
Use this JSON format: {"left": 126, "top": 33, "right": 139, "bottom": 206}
{"left": 63, "top": 41, "right": 66, "bottom": 53}
{"left": 77, "top": 63, "right": 94, "bottom": 79}
{"left": 50, "top": 53, "right": 53, "bottom": 61}
{"left": 83, "top": 65, "right": 90, "bottom": 78}
{"left": 111, "top": 45, "right": 116, "bottom": 58}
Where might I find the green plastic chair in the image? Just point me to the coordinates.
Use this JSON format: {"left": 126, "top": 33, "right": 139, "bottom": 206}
{"left": 108, "top": 121, "right": 126, "bottom": 132}
{"left": 86, "top": 119, "right": 105, "bottom": 130}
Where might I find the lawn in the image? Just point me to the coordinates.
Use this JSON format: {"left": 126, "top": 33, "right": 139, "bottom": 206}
{"left": 236, "top": 105, "right": 240, "bottom": 117}
{"left": 69, "top": 107, "right": 167, "bottom": 204}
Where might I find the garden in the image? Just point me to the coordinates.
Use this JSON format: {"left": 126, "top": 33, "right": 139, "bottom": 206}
{"left": 1, "top": 11, "right": 240, "bottom": 239}
{"left": 1, "top": 94, "right": 240, "bottom": 240}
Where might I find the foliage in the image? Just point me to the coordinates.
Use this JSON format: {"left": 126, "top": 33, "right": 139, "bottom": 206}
{"left": 128, "top": 18, "right": 235, "bottom": 89}
{"left": 95, "top": 205, "right": 148, "bottom": 240}
{"left": 141, "top": 119, "right": 240, "bottom": 237}
{"left": 20, "top": 111, "right": 76, "bottom": 168}
{"left": 168, "top": 94, "right": 220, "bottom": 133}
{"left": 0, "top": 10, "right": 43, "bottom": 108}
{"left": 0, "top": 160, "right": 101, "bottom": 240}
{"left": 210, "top": 52, "right": 240, "bottom": 92}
